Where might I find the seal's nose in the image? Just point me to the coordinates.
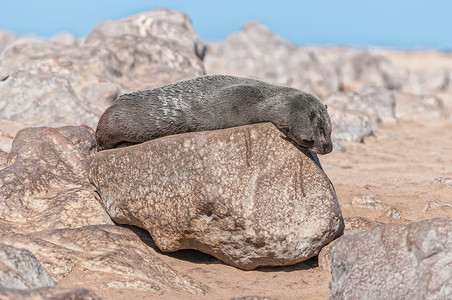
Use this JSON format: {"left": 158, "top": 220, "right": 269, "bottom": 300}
{"left": 324, "top": 142, "right": 333, "bottom": 154}
{"left": 315, "top": 141, "right": 333, "bottom": 155}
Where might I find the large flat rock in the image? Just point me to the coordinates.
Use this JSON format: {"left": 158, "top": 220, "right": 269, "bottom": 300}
{"left": 89, "top": 123, "right": 344, "bottom": 270}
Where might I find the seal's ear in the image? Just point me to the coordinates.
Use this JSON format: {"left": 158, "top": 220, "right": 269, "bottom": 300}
{"left": 325, "top": 104, "right": 328, "bottom": 110}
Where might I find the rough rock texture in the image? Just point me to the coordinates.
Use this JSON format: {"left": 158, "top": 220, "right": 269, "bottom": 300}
{"left": 0, "top": 244, "right": 55, "bottom": 289}
{"left": 0, "top": 125, "right": 112, "bottom": 234}
{"left": 0, "top": 71, "right": 99, "bottom": 129}
{"left": 317, "top": 239, "right": 338, "bottom": 273}
{"left": 0, "top": 9, "right": 204, "bottom": 94}
{"left": 0, "top": 225, "right": 208, "bottom": 296}
{"left": 0, "top": 125, "right": 208, "bottom": 298}
{"left": 329, "top": 218, "right": 452, "bottom": 299}
{"left": 1, "top": 10, "right": 452, "bottom": 299}
{"left": 0, "top": 286, "right": 101, "bottom": 300}
{"left": 0, "top": 122, "right": 211, "bottom": 299}
{"left": 0, "top": 10, "right": 204, "bottom": 94}
{"left": 318, "top": 217, "right": 383, "bottom": 272}
{"left": 89, "top": 123, "right": 344, "bottom": 270}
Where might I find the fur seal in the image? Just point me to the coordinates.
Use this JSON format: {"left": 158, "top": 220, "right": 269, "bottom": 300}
{"left": 95, "top": 75, "right": 333, "bottom": 154}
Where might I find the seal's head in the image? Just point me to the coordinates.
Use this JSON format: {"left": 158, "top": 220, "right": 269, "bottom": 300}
{"left": 280, "top": 93, "right": 333, "bottom": 154}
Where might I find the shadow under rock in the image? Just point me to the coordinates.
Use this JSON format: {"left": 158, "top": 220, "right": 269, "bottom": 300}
{"left": 116, "top": 223, "right": 222, "bottom": 265}
{"left": 116, "top": 223, "right": 319, "bottom": 271}
{"left": 254, "top": 256, "right": 319, "bottom": 273}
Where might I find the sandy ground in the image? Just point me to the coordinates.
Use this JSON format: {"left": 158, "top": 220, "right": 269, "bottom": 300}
{"left": 324, "top": 115, "right": 452, "bottom": 223}
{"left": 74, "top": 111, "right": 451, "bottom": 300}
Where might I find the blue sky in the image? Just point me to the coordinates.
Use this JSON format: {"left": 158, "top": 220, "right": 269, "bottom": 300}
{"left": 1, "top": 0, "right": 451, "bottom": 50}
